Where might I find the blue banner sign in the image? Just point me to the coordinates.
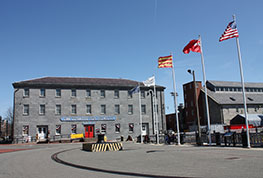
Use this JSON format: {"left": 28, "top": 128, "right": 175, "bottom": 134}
{"left": 60, "top": 116, "right": 116, "bottom": 122}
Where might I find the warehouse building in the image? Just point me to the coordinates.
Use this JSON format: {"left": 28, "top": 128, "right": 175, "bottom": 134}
{"left": 12, "top": 77, "right": 166, "bottom": 143}
{"left": 183, "top": 80, "right": 263, "bottom": 131}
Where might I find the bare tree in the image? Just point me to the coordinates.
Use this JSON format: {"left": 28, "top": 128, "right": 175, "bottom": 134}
{"left": 4, "top": 107, "right": 13, "bottom": 122}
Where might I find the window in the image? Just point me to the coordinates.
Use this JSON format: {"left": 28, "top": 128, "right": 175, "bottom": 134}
{"left": 39, "top": 105, "right": 45, "bottom": 115}
{"left": 115, "top": 124, "right": 120, "bottom": 133}
{"left": 86, "top": 89, "right": 91, "bottom": 98}
{"left": 40, "top": 88, "right": 45, "bottom": 97}
{"left": 55, "top": 105, "right": 61, "bottom": 115}
{"left": 230, "top": 97, "right": 236, "bottom": 101}
{"left": 101, "top": 105, "right": 106, "bottom": 114}
{"left": 71, "top": 105, "right": 77, "bottom": 114}
{"left": 114, "top": 90, "right": 119, "bottom": 98}
{"left": 141, "top": 105, "right": 146, "bottom": 114}
{"left": 71, "top": 124, "right": 77, "bottom": 134}
{"left": 129, "top": 123, "right": 134, "bottom": 132}
{"left": 115, "top": 104, "right": 120, "bottom": 114}
{"left": 101, "top": 124, "right": 106, "bottom": 133}
{"left": 100, "top": 90, "right": 105, "bottom": 98}
{"left": 22, "top": 125, "right": 29, "bottom": 135}
{"left": 128, "top": 105, "right": 133, "bottom": 114}
{"left": 71, "top": 89, "right": 77, "bottom": 97}
{"left": 248, "top": 97, "right": 254, "bottom": 101}
{"left": 141, "top": 91, "right": 145, "bottom": 98}
{"left": 56, "top": 125, "right": 61, "bottom": 135}
{"left": 86, "top": 104, "right": 92, "bottom": 114}
{"left": 24, "top": 88, "right": 29, "bottom": 97}
{"left": 56, "top": 89, "right": 61, "bottom": 97}
{"left": 23, "top": 105, "right": 29, "bottom": 115}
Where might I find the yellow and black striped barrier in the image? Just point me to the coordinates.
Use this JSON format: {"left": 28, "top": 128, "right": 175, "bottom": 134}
{"left": 82, "top": 142, "right": 123, "bottom": 152}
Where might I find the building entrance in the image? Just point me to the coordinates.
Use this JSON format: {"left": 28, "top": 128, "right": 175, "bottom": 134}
{"left": 84, "top": 125, "right": 94, "bottom": 138}
{"left": 142, "top": 123, "right": 149, "bottom": 136}
{"left": 37, "top": 126, "right": 48, "bottom": 141}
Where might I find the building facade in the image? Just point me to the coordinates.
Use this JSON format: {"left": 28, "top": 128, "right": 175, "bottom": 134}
{"left": 12, "top": 77, "right": 166, "bottom": 142}
{"left": 183, "top": 80, "right": 263, "bottom": 131}
{"left": 183, "top": 81, "right": 205, "bottom": 131}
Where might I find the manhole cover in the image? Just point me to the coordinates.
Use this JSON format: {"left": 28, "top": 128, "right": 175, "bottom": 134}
{"left": 225, "top": 157, "right": 240, "bottom": 160}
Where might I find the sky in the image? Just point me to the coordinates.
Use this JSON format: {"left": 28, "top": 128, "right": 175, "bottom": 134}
{"left": 1, "top": 0, "right": 263, "bottom": 117}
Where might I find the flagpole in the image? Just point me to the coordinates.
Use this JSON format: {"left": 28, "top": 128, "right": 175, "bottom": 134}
{"left": 171, "top": 54, "right": 181, "bottom": 145}
{"left": 153, "top": 75, "right": 160, "bottom": 144}
{"left": 233, "top": 15, "right": 250, "bottom": 148}
{"left": 199, "top": 35, "right": 212, "bottom": 146}
{"left": 138, "top": 84, "right": 143, "bottom": 144}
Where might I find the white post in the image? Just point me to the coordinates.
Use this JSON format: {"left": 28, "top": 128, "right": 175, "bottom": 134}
{"left": 171, "top": 55, "right": 181, "bottom": 145}
{"left": 154, "top": 82, "right": 159, "bottom": 144}
{"left": 233, "top": 15, "right": 250, "bottom": 148}
{"left": 138, "top": 85, "right": 143, "bottom": 143}
{"left": 199, "top": 35, "right": 212, "bottom": 145}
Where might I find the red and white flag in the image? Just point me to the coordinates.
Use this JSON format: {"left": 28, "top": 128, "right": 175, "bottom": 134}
{"left": 219, "top": 21, "right": 239, "bottom": 42}
{"left": 183, "top": 40, "right": 201, "bottom": 54}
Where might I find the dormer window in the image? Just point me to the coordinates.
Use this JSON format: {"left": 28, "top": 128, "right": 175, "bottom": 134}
{"left": 229, "top": 97, "right": 236, "bottom": 101}
{"left": 248, "top": 97, "right": 254, "bottom": 101}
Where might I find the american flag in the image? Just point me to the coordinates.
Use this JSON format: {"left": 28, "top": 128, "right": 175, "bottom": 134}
{"left": 219, "top": 21, "right": 239, "bottom": 42}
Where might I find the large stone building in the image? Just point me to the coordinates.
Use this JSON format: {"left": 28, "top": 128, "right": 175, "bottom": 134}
{"left": 183, "top": 80, "right": 263, "bottom": 131}
{"left": 12, "top": 77, "right": 166, "bottom": 142}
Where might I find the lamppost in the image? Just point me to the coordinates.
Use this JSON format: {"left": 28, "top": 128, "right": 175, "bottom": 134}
{"left": 187, "top": 69, "right": 202, "bottom": 146}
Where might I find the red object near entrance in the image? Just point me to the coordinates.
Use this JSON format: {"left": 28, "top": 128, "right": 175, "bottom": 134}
{"left": 85, "top": 125, "right": 94, "bottom": 138}
{"left": 224, "top": 124, "right": 254, "bottom": 130}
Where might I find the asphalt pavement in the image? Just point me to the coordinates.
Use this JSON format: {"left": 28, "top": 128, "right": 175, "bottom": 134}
{"left": 0, "top": 142, "right": 263, "bottom": 178}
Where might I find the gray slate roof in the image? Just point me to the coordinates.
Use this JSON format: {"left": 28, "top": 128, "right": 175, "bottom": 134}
{"left": 208, "top": 80, "right": 263, "bottom": 88}
{"left": 205, "top": 88, "right": 263, "bottom": 105}
{"left": 13, "top": 77, "right": 165, "bottom": 89}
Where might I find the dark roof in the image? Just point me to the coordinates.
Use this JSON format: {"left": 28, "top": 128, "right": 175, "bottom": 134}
{"left": 230, "top": 114, "right": 263, "bottom": 126}
{"left": 208, "top": 80, "right": 263, "bottom": 88}
{"left": 13, "top": 77, "right": 165, "bottom": 89}
{"left": 203, "top": 88, "right": 263, "bottom": 105}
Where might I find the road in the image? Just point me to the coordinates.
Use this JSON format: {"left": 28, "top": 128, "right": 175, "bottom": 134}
{"left": 0, "top": 142, "right": 262, "bottom": 178}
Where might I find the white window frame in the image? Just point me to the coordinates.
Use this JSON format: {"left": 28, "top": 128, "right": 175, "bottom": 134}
{"left": 23, "top": 104, "right": 29, "bottom": 115}
{"left": 71, "top": 89, "right": 77, "bottom": 97}
{"left": 40, "top": 88, "right": 45, "bottom": 97}
{"left": 24, "top": 88, "right": 29, "bottom": 97}
{"left": 141, "top": 104, "right": 146, "bottom": 115}
{"left": 22, "top": 125, "right": 29, "bottom": 136}
{"left": 71, "top": 124, "right": 77, "bottom": 134}
{"left": 128, "top": 105, "right": 133, "bottom": 115}
{"left": 115, "top": 104, "right": 120, "bottom": 114}
{"left": 56, "top": 125, "right": 61, "bottom": 135}
{"left": 100, "top": 90, "right": 105, "bottom": 98}
{"left": 86, "top": 104, "right": 92, "bottom": 114}
{"left": 129, "top": 123, "right": 134, "bottom": 133}
{"left": 55, "top": 104, "right": 61, "bottom": 115}
{"left": 101, "top": 105, "right": 106, "bottom": 115}
{"left": 71, "top": 105, "right": 77, "bottom": 114}
{"left": 101, "top": 124, "right": 107, "bottom": 133}
{"left": 39, "top": 104, "right": 45, "bottom": 115}
{"left": 115, "top": 123, "right": 120, "bottom": 133}
{"left": 86, "top": 89, "right": 91, "bottom": 98}
{"left": 56, "top": 89, "right": 61, "bottom": 97}
{"left": 114, "top": 90, "right": 119, "bottom": 98}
